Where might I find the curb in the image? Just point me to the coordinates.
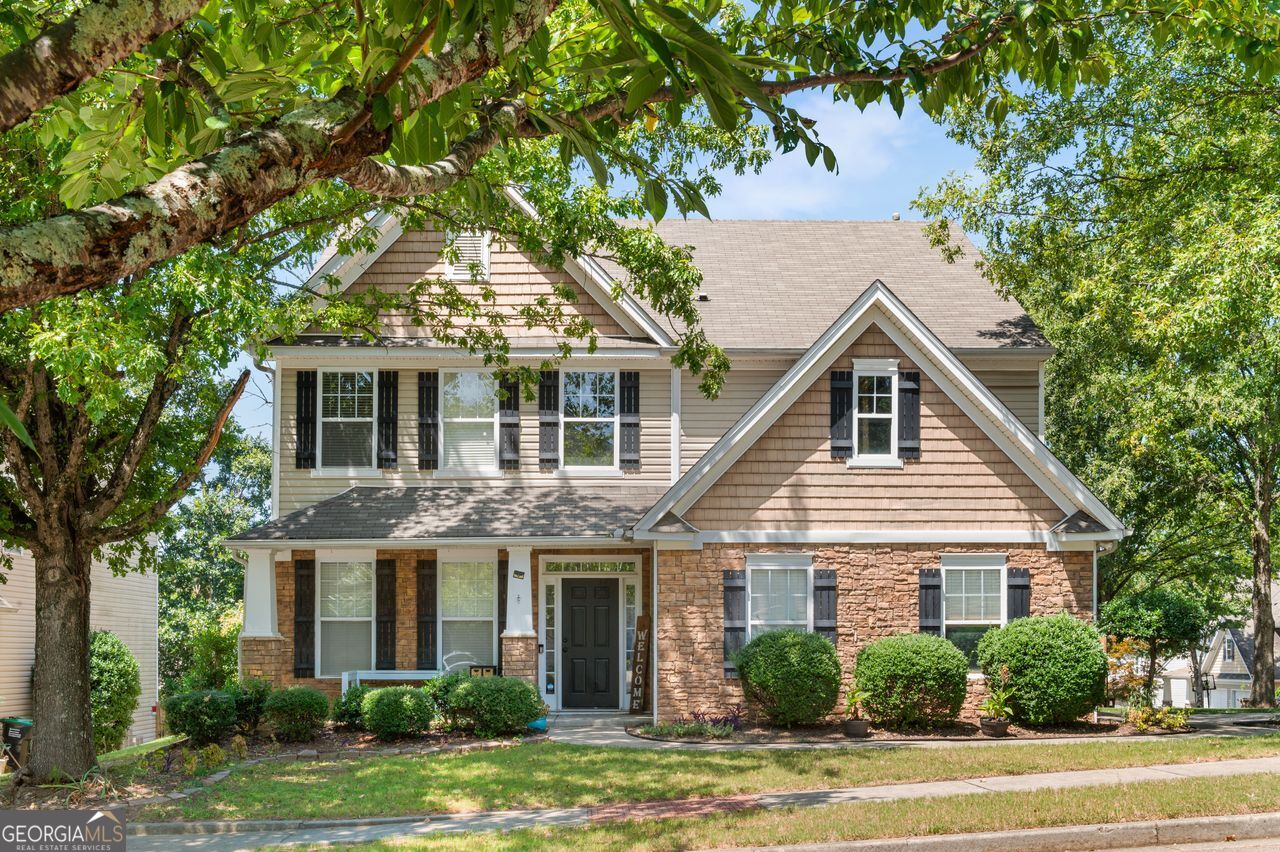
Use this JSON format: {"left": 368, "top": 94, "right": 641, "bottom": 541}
{"left": 729, "top": 811, "right": 1280, "bottom": 851}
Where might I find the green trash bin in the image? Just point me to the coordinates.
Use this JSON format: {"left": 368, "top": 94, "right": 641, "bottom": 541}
{"left": 2, "top": 717, "right": 33, "bottom": 771}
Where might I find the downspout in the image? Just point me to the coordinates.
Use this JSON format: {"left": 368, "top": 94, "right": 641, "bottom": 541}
{"left": 1092, "top": 547, "right": 1099, "bottom": 622}
{"left": 253, "top": 356, "right": 280, "bottom": 520}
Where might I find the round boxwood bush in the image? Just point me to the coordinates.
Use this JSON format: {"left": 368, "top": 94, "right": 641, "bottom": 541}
{"left": 855, "top": 634, "right": 968, "bottom": 728}
{"left": 733, "top": 629, "right": 841, "bottom": 727}
{"left": 163, "top": 689, "right": 237, "bottom": 745}
{"left": 226, "top": 677, "right": 273, "bottom": 735}
{"left": 446, "top": 676, "right": 546, "bottom": 737}
{"left": 89, "top": 630, "right": 142, "bottom": 754}
{"left": 332, "top": 684, "right": 371, "bottom": 729}
{"left": 977, "top": 613, "right": 1107, "bottom": 725}
{"left": 263, "top": 686, "right": 329, "bottom": 742}
{"left": 422, "top": 671, "right": 472, "bottom": 728}
{"left": 361, "top": 687, "right": 435, "bottom": 740}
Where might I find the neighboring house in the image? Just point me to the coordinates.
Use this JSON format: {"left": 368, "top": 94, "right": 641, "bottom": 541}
{"left": 0, "top": 550, "right": 158, "bottom": 744}
{"left": 229, "top": 204, "right": 1125, "bottom": 720}
{"left": 1166, "top": 627, "right": 1280, "bottom": 709}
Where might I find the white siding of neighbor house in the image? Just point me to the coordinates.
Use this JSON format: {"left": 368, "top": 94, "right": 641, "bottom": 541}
{"left": 0, "top": 551, "right": 157, "bottom": 746}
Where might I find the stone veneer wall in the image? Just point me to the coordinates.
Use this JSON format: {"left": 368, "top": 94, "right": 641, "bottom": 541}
{"left": 655, "top": 543, "right": 1093, "bottom": 721}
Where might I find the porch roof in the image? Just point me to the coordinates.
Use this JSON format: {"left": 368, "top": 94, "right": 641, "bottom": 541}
{"left": 227, "top": 485, "right": 672, "bottom": 543}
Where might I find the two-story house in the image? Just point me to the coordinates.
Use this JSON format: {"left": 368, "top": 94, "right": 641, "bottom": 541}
{"left": 229, "top": 203, "right": 1125, "bottom": 720}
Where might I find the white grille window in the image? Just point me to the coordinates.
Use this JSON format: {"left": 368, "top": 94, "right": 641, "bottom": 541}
{"left": 440, "top": 560, "right": 497, "bottom": 671}
{"left": 320, "top": 370, "right": 375, "bottom": 469}
{"left": 561, "top": 371, "right": 618, "bottom": 468}
{"left": 941, "top": 554, "right": 1006, "bottom": 669}
{"left": 446, "top": 231, "right": 490, "bottom": 281}
{"left": 318, "top": 560, "right": 373, "bottom": 677}
{"left": 746, "top": 554, "right": 812, "bottom": 639}
{"left": 855, "top": 372, "right": 895, "bottom": 458}
{"left": 441, "top": 371, "right": 498, "bottom": 471}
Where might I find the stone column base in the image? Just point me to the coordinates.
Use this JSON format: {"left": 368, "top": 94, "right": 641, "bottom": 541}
{"left": 239, "top": 635, "right": 289, "bottom": 686}
{"left": 500, "top": 633, "right": 538, "bottom": 683}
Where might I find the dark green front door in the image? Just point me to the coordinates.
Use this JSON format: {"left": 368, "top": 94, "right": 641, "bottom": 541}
{"left": 562, "top": 578, "right": 619, "bottom": 709}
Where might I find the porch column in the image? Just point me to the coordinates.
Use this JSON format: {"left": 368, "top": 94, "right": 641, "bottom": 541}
{"left": 241, "top": 549, "right": 279, "bottom": 637}
{"left": 501, "top": 546, "right": 537, "bottom": 683}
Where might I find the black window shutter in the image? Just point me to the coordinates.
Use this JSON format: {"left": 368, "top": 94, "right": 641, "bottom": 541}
{"left": 539, "top": 370, "right": 559, "bottom": 469}
{"left": 293, "top": 559, "right": 315, "bottom": 678}
{"left": 496, "top": 559, "right": 509, "bottom": 670}
{"left": 619, "top": 371, "right": 641, "bottom": 470}
{"left": 376, "top": 558, "right": 397, "bottom": 669}
{"left": 498, "top": 376, "right": 520, "bottom": 471}
{"left": 723, "top": 570, "right": 747, "bottom": 678}
{"left": 813, "top": 569, "right": 837, "bottom": 646}
{"left": 377, "top": 370, "right": 399, "bottom": 469}
{"left": 416, "top": 559, "right": 437, "bottom": 669}
{"left": 830, "top": 370, "right": 853, "bottom": 459}
{"left": 919, "top": 568, "right": 942, "bottom": 635}
{"left": 296, "top": 370, "right": 317, "bottom": 469}
{"left": 898, "top": 370, "right": 921, "bottom": 460}
{"left": 418, "top": 372, "right": 439, "bottom": 471}
{"left": 1007, "top": 567, "right": 1031, "bottom": 621}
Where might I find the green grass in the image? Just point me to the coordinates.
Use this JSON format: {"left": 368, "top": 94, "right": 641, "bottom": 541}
{"left": 318, "top": 773, "right": 1280, "bottom": 850}
{"left": 138, "top": 734, "right": 1280, "bottom": 823}
{"left": 98, "top": 735, "right": 184, "bottom": 767}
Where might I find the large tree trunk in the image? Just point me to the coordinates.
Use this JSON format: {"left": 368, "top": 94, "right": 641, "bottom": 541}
{"left": 26, "top": 535, "right": 95, "bottom": 783}
{"left": 1250, "top": 492, "right": 1276, "bottom": 708}
{"left": 1189, "top": 647, "right": 1205, "bottom": 709}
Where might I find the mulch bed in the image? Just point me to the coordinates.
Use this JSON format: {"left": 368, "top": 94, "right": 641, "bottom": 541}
{"left": 629, "top": 717, "right": 1185, "bottom": 744}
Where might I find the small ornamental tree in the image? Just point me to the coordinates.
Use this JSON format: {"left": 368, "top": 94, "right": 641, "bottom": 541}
{"left": 1100, "top": 588, "right": 1210, "bottom": 705}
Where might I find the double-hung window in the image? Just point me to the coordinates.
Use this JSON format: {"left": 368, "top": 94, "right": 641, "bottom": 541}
{"left": 746, "top": 554, "right": 811, "bottom": 639}
{"left": 319, "top": 370, "right": 375, "bottom": 469}
{"left": 941, "top": 554, "right": 1006, "bottom": 668}
{"left": 561, "top": 371, "right": 618, "bottom": 469}
{"left": 318, "top": 559, "right": 374, "bottom": 677}
{"left": 439, "top": 558, "right": 498, "bottom": 671}
{"left": 1224, "top": 639, "right": 1236, "bottom": 662}
{"left": 853, "top": 362, "right": 896, "bottom": 460}
{"left": 441, "top": 371, "right": 498, "bottom": 472}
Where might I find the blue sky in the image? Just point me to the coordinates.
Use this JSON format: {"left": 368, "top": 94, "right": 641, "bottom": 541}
{"left": 230, "top": 97, "right": 975, "bottom": 437}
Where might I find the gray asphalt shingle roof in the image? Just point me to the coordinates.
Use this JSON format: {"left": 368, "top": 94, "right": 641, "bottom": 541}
{"left": 598, "top": 219, "right": 1048, "bottom": 351}
{"left": 227, "top": 486, "right": 670, "bottom": 543}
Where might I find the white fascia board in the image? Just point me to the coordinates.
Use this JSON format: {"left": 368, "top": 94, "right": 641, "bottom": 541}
{"left": 270, "top": 347, "right": 674, "bottom": 364}
{"left": 229, "top": 535, "right": 626, "bottom": 551}
{"left": 634, "top": 279, "right": 1124, "bottom": 535}
{"left": 303, "top": 212, "right": 403, "bottom": 305}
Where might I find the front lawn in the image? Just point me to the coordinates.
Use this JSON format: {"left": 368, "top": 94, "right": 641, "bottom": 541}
{"left": 332, "top": 772, "right": 1280, "bottom": 850}
{"left": 139, "top": 734, "right": 1280, "bottom": 822}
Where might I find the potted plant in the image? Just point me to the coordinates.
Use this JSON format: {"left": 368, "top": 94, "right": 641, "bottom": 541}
{"left": 979, "top": 671, "right": 1016, "bottom": 737}
{"left": 842, "top": 683, "right": 872, "bottom": 737}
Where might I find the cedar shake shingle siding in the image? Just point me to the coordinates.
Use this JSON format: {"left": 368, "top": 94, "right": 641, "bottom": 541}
{"left": 684, "top": 326, "right": 1062, "bottom": 530}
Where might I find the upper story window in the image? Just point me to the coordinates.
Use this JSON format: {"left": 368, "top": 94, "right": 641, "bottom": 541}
{"left": 941, "top": 554, "right": 1006, "bottom": 668}
{"left": 441, "top": 370, "right": 498, "bottom": 472}
{"left": 446, "top": 231, "right": 491, "bottom": 282}
{"left": 562, "top": 371, "right": 618, "bottom": 469}
{"left": 320, "top": 370, "right": 375, "bottom": 469}
{"left": 746, "top": 554, "right": 811, "bottom": 639}
{"left": 855, "top": 369, "right": 896, "bottom": 459}
{"left": 1224, "top": 639, "right": 1236, "bottom": 662}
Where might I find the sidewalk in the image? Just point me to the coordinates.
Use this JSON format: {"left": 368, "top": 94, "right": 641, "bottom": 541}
{"left": 124, "top": 754, "right": 1280, "bottom": 851}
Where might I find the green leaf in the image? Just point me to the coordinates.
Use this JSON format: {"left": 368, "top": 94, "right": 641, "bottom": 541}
{"left": 372, "top": 94, "right": 393, "bottom": 130}
{"left": 204, "top": 114, "right": 231, "bottom": 130}
{"left": 0, "top": 400, "right": 33, "bottom": 452}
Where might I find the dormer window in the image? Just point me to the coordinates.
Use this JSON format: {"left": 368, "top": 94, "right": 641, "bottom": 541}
{"left": 446, "top": 231, "right": 491, "bottom": 282}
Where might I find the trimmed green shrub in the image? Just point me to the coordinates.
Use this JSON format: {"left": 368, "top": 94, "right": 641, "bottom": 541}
{"left": 263, "top": 686, "right": 329, "bottom": 741}
{"left": 332, "top": 684, "right": 371, "bottom": 729}
{"left": 89, "top": 630, "right": 143, "bottom": 754}
{"left": 361, "top": 687, "right": 435, "bottom": 740}
{"left": 180, "top": 613, "right": 240, "bottom": 692}
{"left": 977, "top": 614, "right": 1107, "bottom": 725}
{"left": 733, "top": 629, "right": 841, "bottom": 727}
{"left": 226, "top": 677, "right": 273, "bottom": 735}
{"left": 855, "top": 634, "right": 968, "bottom": 728}
{"left": 164, "top": 689, "right": 236, "bottom": 745}
{"left": 422, "top": 671, "right": 471, "bottom": 727}
{"left": 447, "top": 676, "right": 546, "bottom": 737}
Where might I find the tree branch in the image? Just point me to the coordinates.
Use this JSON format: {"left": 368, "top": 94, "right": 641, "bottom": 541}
{"left": 88, "top": 368, "right": 250, "bottom": 545}
{"left": 0, "top": 0, "right": 205, "bottom": 133}
{"left": 158, "top": 57, "right": 232, "bottom": 130}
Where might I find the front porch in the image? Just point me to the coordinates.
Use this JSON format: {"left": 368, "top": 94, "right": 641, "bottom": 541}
{"left": 239, "top": 544, "right": 652, "bottom": 713}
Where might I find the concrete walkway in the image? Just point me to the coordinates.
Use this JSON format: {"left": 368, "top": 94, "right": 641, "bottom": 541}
{"left": 124, "top": 754, "right": 1280, "bottom": 850}
{"left": 546, "top": 709, "right": 1279, "bottom": 750}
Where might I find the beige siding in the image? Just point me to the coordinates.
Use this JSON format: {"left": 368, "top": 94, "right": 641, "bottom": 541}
{"left": 320, "top": 228, "right": 631, "bottom": 338}
{"left": 1208, "top": 632, "right": 1249, "bottom": 676}
{"left": 278, "top": 366, "right": 672, "bottom": 513}
{"left": 681, "top": 366, "right": 788, "bottom": 473}
{"left": 0, "top": 552, "right": 157, "bottom": 745}
{"left": 973, "top": 368, "right": 1041, "bottom": 436}
{"left": 685, "top": 325, "right": 1064, "bottom": 531}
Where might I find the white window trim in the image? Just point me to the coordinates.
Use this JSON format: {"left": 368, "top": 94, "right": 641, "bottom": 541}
{"left": 314, "top": 549, "right": 377, "bottom": 679}
{"left": 848, "top": 363, "right": 899, "bottom": 466}
{"left": 559, "top": 369, "right": 621, "bottom": 472}
{"left": 537, "top": 555, "right": 641, "bottom": 711}
{"left": 940, "top": 553, "right": 1008, "bottom": 633}
{"left": 438, "top": 370, "right": 501, "bottom": 476}
{"left": 445, "top": 230, "right": 491, "bottom": 282}
{"left": 316, "top": 368, "right": 380, "bottom": 475}
{"left": 745, "top": 553, "right": 814, "bottom": 639}
{"left": 438, "top": 548, "right": 500, "bottom": 673}
{"left": 1224, "top": 638, "right": 1236, "bottom": 662}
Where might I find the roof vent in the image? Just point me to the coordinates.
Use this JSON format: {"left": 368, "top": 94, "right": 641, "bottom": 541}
{"left": 892, "top": 212, "right": 901, "bottom": 221}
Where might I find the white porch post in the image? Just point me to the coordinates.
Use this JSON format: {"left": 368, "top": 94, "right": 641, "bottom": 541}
{"left": 504, "top": 546, "right": 535, "bottom": 636}
{"left": 241, "top": 549, "right": 280, "bottom": 637}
